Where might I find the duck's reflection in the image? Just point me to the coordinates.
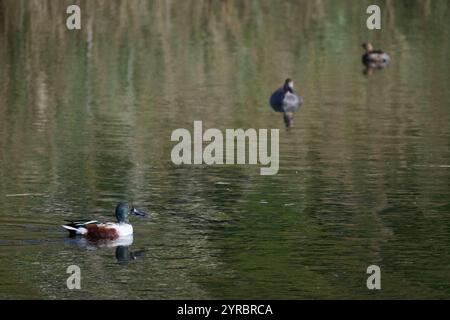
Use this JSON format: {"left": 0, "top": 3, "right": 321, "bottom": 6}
{"left": 66, "top": 235, "right": 145, "bottom": 264}
{"left": 115, "top": 245, "right": 145, "bottom": 264}
{"left": 363, "top": 63, "right": 389, "bottom": 76}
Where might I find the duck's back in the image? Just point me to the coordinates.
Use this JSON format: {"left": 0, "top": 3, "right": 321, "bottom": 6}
{"left": 270, "top": 88, "right": 286, "bottom": 112}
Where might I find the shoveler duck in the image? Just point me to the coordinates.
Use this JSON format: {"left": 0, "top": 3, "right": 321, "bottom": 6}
{"left": 62, "top": 202, "right": 147, "bottom": 239}
{"left": 362, "top": 43, "right": 391, "bottom": 68}
{"left": 270, "top": 78, "right": 304, "bottom": 127}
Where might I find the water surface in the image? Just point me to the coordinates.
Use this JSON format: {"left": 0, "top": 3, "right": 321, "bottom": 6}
{"left": 0, "top": 0, "right": 449, "bottom": 299}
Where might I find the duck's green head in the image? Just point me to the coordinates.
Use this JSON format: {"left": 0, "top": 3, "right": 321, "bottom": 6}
{"left": 115, "top": 202, "right": 147, "bottom": 223}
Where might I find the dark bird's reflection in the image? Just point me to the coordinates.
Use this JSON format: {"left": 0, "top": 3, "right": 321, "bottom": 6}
{"left": 66, "top": 235, "right": 145, "bottom": 264}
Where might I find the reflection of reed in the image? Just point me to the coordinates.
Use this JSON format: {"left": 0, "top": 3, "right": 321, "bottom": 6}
{"left": 0, "top": 0, "right": 448, "bottom": 198}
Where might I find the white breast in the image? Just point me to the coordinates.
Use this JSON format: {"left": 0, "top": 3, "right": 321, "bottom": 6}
{"left": 283, "top": 92, "right": 301, "bottom": 111}
{"left": 106, "top": 222, "right": 133, "bottom": 237}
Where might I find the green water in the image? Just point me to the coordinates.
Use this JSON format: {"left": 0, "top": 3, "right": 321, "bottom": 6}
{"left": 0, "top": 0, "right": 449, "bottom": 299}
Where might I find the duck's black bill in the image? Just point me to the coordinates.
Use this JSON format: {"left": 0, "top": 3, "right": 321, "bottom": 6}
{"left": 131, "top": 207, "right": 147, "bottom": 217}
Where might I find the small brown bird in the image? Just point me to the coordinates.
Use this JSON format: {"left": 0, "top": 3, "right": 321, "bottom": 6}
{"left": 362, "top": 43, "right": 391, "bottom": 68}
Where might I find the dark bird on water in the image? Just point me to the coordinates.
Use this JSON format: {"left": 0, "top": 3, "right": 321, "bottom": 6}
{"left": 362, "top": 43, "right": 391, "bottom": 69}
{"left": 269, "top": 78, "right": 303, "bottom": 127}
